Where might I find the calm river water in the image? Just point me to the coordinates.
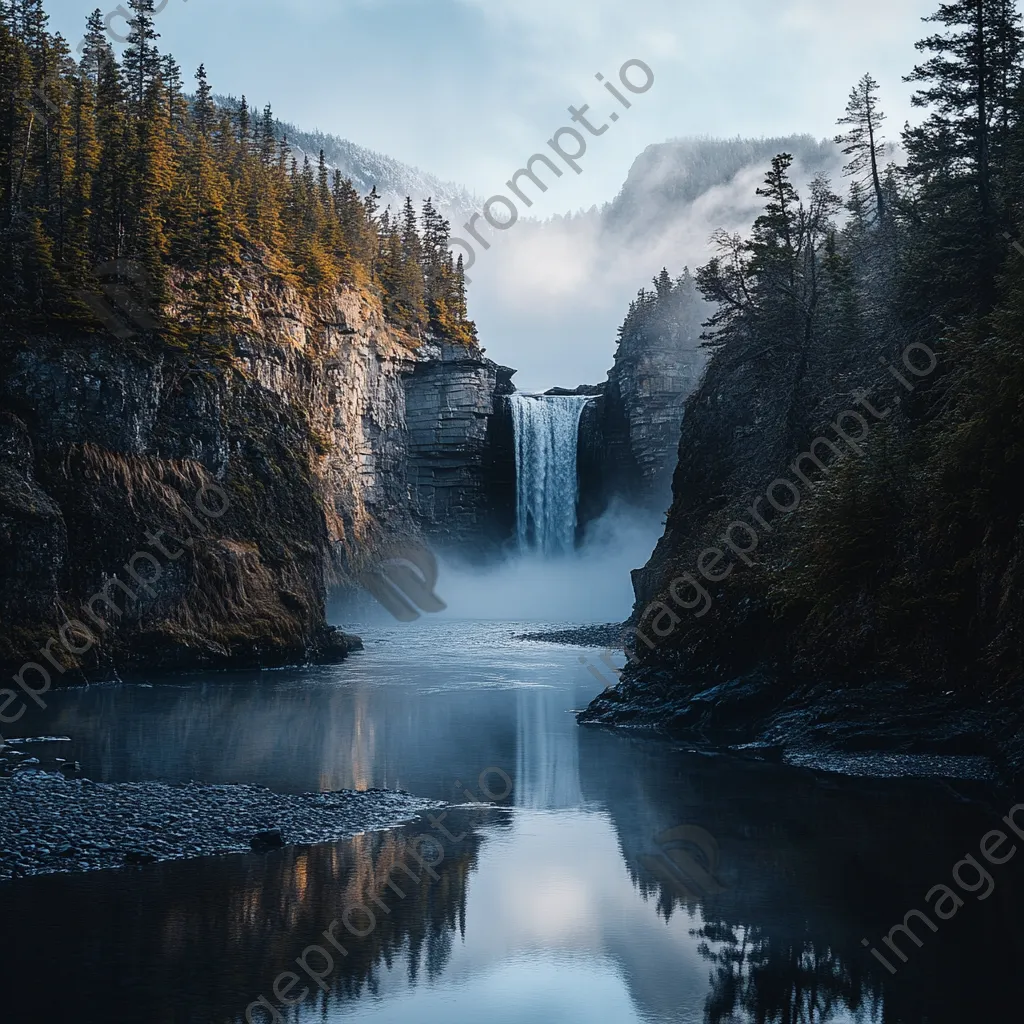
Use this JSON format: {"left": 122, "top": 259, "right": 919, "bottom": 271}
{"left": 1, "top": 620, "right": 1022, "bottom": 1023}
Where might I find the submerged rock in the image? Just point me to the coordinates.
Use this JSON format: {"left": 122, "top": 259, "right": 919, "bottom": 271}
{"left": 249, "top": 829, "right": 285, "bottom": 852}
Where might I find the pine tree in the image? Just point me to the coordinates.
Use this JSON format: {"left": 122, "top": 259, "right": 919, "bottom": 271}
{"left": 36, "top": 31, "right": 74, "bottom": 271}
{"left": 363, "top": 184, "right": 380, "bottom": 277}
{"left": 363, "top": 185, "right": 379, "bottom": 227}
{"left": 332, "top": 169, "right": 369, "bottom": 275}
{"left": 454, "top": 254, "right": 468, "bottom": 319}
{"left": 258, "top": 104, "right": 275, "bottom": 167}
{"left": 175, "top": 88, "right": 239, "bottom": 333}
{"left": 80, "top": 8, "right": 110, "bottom": 84}
{"left": 130, "top": 76, "right": 174, "bottom": 310}
{"left": 904, "top": 0, "right": 1024, "bottom": 311}
{"left": 235, "top": 94, "right": 250, "bottom": 158}
{"left": 751, "top": 153, "right": 801, "bottom": 305}
{"left": 192, "top": 64, "right": 214, "bottom": 139}
{"left": 211, "top": 106, "right": 243, "bottom": 235}
{"left": 121, "top": 0, "right": 160, "bottom": 111}
{"left": 0, "top": 12, "right": 36, "bottom": 314}
{"left": 160, "top": 54, "right": 187, "bottom": 131}
{"left": 835, "top": 73, "right": 888, "bottom": 222}
{"left": 391, "top": 196, "right": 425, "bottom": 326}
{"left": 91, "top": 44, "right": 127, "bottom": 261}
{"left": 377, "top": 207, "right": 403, "bottom": 313}
{"left": 420, "top": 196, "right": 453, "bottom": 321}
{"left": 189, "top": 173, "right": 240, "bottom": 336}
{"left": 316, "top": 149, "right": 330, "bottom": 208}
{"left": 698, "top": 156, "right": 842, "bottom": 356}
{"left": 1, "top": 11, "right": 34, "bottom": 225}
{"left": 654, "top": 267, "right": 673, "bottom": 300}
{"left": 66, "top": 68, "right": 99, "bottom": 288}
{"left": 15, "top": 0, "right": 47, "bottom": 66}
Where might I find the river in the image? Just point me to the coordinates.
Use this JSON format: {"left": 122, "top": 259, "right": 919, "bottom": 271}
{"left": 1, "top": 619, "right": 1021, "bottom": 1023}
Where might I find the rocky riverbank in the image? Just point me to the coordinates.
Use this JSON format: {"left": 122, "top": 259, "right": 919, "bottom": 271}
{"left": 515, "top": 624, "right": 625, "bottom": 648}
{"left": 516, "top": 624, "right": 1022, "bottom": 782}
{"left": 578, "top": 668, "right": 1024, "bottom": 784}
{"left": 0, "top": 767, "right": 441, "bottom": 882}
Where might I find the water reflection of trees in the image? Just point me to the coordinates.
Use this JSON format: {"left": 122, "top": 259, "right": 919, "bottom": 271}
{"left": 692, "top": 921, "right": 881, "bottom": 1024}
{"left": 38, "top": 677, "right": 523, "bottom": 801}
{"left": 3, "top": 809, "right": 493, "bottom": 1024}
{"left": 579, "top": 729, "right": 1023, "bottom": 1024}
{"left": 639, "top": 839, "right": 884, "bottom": 1024}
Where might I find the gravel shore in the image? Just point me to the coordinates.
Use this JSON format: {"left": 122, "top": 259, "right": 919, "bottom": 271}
{"left": 0, "top": 769, "right": 440, "bottom": 882}
{"left": 515, "top": 624, "right": 625, "bottom": 648}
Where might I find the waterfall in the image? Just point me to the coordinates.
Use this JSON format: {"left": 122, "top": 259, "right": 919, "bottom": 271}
{"left": 509, "top": 393, "right": 591, "bottom": 556}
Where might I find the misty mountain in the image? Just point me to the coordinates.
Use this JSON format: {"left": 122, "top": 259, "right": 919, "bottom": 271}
{"left": 467, "top": 134, "right": 844, "bottom": 390}
{"left": 213, "top": 94, "right": 481, "bottom": 219}
{"left": 603, "top": 135, "right": 840, "bottom": 240}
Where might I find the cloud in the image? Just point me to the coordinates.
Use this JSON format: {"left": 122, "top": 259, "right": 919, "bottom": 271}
{"left": 467, "top": 138, "right": 843, "bottom": 391}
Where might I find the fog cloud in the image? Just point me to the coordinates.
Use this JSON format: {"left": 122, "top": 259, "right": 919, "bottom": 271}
{"left": 467, "top": 138, "right": 843, "bottom": 391}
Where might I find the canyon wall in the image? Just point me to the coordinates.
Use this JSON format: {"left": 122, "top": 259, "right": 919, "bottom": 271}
{"left": 0, "top": 273, "right": 514, "bottom": 681}
{"left": 405, "top": 341, "right": 516, "bottom": 548}
{"left": 576, "top": 271, "right": 709, "bottom": 531}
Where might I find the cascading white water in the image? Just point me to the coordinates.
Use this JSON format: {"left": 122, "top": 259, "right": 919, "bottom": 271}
{"left": 509, "top": 393, "right": 591, "bottom": 556}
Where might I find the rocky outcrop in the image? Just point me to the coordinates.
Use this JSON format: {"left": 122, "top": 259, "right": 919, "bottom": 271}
{"left": 0, "top": 272, "right": 514, "bottom": 681}
{"left": 577, "top": 668, "right": 1023, "bottom": 780}
{"left": 602, "top": 332, "right": 705, "bottom": 505}
{"left": 574, "top": 270, "right": 709, "bottom": 529}
{"left": 405, "top": 342, "right": 516, "bottom": 548}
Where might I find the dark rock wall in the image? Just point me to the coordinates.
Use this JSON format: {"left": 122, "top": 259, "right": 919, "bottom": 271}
{"left": 574, "top": 287, "right": 708, "bottom": 532}
{"left": 0, "top": 276, "right": 515, "bottom": 678}
{"left": 404, "top": 342, "right": 516, "bottom": 548}
{"left": 484, "top": 380, "right": 519, "bottom": 549}
{"left": 604, "top": 337, "right": 705, "bottom": 507}
{"left": 576, "top": 393, "right": 613, "bottom": 540}
{"left": 0, "top": 333, "right": 344, "bottom": 676}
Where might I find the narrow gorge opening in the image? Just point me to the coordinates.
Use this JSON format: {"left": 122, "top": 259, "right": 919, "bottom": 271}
{"left": 509, "top": 394, "right": 593, "bottom": 556}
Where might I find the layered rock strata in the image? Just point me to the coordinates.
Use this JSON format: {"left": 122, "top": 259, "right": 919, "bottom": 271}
{"left": 0, "top": 273, "right": 515, "bottom": 681}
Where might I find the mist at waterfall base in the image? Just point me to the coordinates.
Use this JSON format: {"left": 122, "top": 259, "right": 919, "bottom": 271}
{"left": 436, "top": 393, "right": 665, "bottom": 622}
{"left": 333, "top": 391, "right": 666, "bottom": 626}
{"left": 436, "top": 502, "right": 663, "bottom": 622}
{"left": 330, "top": 501, "right": 663, "bottom": 627}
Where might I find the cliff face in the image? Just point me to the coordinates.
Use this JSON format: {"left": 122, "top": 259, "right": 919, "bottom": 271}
{"left": 576, "top": 271, "right": 709, "bottom": 528}
{"left": 0, "top": 274, "right": 514, "bottom": 681}
{"left": 601, "top": 320, "right": 706, "bottom": 505}
{"left": 577, "top": 245, "right": 1024, "bottom": 782}
{"left": 405, "top": 341, "right": 516, "bottom": 548}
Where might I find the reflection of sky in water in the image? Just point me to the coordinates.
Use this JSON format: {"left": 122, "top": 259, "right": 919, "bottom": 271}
{"left": 333, "top": 958, "right": 653, "bottom": 1023}
{"left": 8, "top": 620, "right": 1018, "bottom": 1024}
{"left": 300, "top": 812, "right": 715, "bottom": 1024}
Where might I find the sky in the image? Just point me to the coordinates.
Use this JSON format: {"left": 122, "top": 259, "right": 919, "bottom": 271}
{"left": 44, "top": 0, "right": 941, "bottom": 387}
